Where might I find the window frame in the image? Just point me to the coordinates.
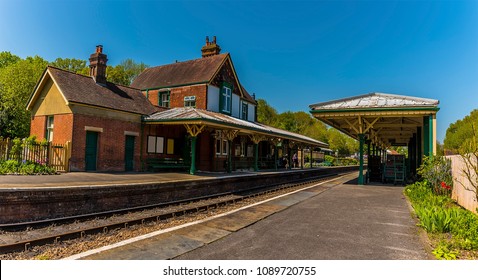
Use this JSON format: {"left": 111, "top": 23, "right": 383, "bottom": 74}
{"left": 241, "top": 102, "right": 248, "bottom": 120}
{"left": 147, "top": 135, "right": 165, "bottom": 154}
{"left": 46, "top": 115, "right": 54, "bottom": 142}
{"left": 159, "top": 91, "right": 170, "bottom": 108}
{"left": 184, "top": 96, "right": 196, "bottom": 108}
{"left": 220, "top": 82, "right": 233, "bottom": 114}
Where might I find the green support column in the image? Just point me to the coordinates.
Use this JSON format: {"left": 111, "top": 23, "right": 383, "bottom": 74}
{"left": 300, "top": 148, "right": 304, "bottom": 169}
{"left": 190, "top": 136, "right": 197, "bottom": 175}
{"left": 274, "top": 146, "right": 278, "bottom": 171}
{"left": 429, "top": 114, "right": 434, "bottom": 159}
{"left": 253, "top": 143, "right": 259, "bottom": 171}
{"left": 228, "top": 140, "right": 232, "bottom": 173}
{"left": 423, "top": 116, "right": 430, "bottom": 158}
{"left": 358, "top": 134, "right": 365, "bottom": 185}
{"left": 310, "top": 147, "right": 313, "bottom": 169}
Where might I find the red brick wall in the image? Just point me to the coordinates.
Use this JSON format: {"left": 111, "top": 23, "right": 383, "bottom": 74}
{"left": 29, "top": 114, "right": 73, "bottom": 144}
{"left": 30, "top": 115, "right": 47, "bottom": 140}
{"left": 143, "top": 89, "right": 160, "bottom": 106}
{"left": 170, "top": 84, "right": 207, "bottom": 109}
{"left": 70, "top": 114, "right": 142, "bottom": 172}
{"left": 53, "top": 114, "right": 73, "bottom": 144}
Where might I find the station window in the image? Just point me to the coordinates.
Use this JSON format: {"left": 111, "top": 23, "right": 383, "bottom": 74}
{"left": 215, "top": 131, "right": 229, "bottom": 156}
{"left": 159, "top": 91, "right": 170, "bottom": 108}
{"left": 220, "top": 83, "right": 232, "bottom": 114}
{"left": 241, "top": 102, "right": 248, "bottom": 120}
{"left": 46, "top": 115, "right": 54, "bottom": 142}
{"left": 184, "top": 96, "right": 196, "bottom": 108}
{"left": 147, "top": 136, "right": 164, "bottom": 153}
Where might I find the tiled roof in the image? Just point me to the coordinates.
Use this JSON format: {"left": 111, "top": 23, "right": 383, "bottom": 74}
{"left": 309, "top": 92, "right": 439, "bottom": 111}
{"left": 144, "top": 107, "right": 328, "bottom": 147}
{"left": 47, "top": 66, "right": 157, "bottom": 115}
{"left": 131, "top": 53, "right": 228, "bottom": 89}
{"left": 131, "top": 53, "right": 257, "bottom": 104}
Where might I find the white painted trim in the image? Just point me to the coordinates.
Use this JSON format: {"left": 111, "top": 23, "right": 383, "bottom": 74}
{"left": 84, "top": 126, "right": 103, "bottom": 133}
{"left": 124, "top": 131, "right": 139, "bottom": 137}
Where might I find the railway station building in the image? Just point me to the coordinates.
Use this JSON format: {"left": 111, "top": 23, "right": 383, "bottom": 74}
{"left": 27, "top": 38, "right": 328, "bottom": 173}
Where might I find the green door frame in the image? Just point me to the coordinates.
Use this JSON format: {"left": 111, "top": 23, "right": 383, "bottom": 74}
{"left": 85, "top": 131, "right": 98, "bottom": 171}
{"left": 125, "top": 135, "right": 135, "bottom": 171}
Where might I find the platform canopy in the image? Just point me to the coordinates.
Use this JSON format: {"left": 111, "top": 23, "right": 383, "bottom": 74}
{"left": 309, "top": 92, "right": 439, "bottom": 184}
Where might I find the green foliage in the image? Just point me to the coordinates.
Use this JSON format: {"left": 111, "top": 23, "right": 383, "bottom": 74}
{"left": 0, "top": 159, "right": 56, "bottom": 175}
{"left": 50, "top": 57, "right": 87, "bottom": 74}
{"left": 256, "top": 99, "right": 357, "bottom": 155}
{"left": 405, "top": 180, "right": 478, "bottom": 259}
{"left": 417, "top": 156, "right": 453, "bottom": 196}
{"left": 432, "top": 242, "right": 458, "bottom": 260}
{"left": 444, "top": 109, "right": 478, "bottom": 153}
{"left": 106, "top": 59, "right": 148, "bottom": 86}
{"left": 0, "top": 55, "right": 48, "bottom": 138}
{"left": 0, "top": 51, "right": 21, "bottom": 69}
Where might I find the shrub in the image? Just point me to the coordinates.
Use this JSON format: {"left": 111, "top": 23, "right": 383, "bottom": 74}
{"left": 417, "top": 156, "right": 453, "bottom": 196}
{"left": 405, "top": 180, "right": 478, "bottom": 258}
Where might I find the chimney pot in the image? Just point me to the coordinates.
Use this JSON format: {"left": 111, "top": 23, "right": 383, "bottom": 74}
{"left": 89, "top": 45, "right": 108, "bottom": 85}
{"left": 201, "top": 36, "right": 221, "bottom": 57}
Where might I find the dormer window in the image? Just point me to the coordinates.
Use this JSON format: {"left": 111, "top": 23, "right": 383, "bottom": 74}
{"left": 220, "top": 82, "right": 232, "bottom": 114}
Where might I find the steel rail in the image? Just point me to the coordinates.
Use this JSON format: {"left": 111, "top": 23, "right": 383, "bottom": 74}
{"left": 0, "top": 172, "right": 341, "bottom": 255}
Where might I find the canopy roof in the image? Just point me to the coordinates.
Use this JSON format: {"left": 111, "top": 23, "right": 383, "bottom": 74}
{"left": 309, "top": 92, "right": 439, "bottom": 147}
{"left": 144, "top": 107, "right": 328, "bottom": 147}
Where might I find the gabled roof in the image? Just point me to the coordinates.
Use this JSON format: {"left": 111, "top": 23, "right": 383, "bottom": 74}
{"left": 27, "top": 66, "right": 158, "bottom": 115}
{"left": 144, "top": 107, "right": 328, "bottom": 147}
{"left": 309, "top": 92, "right": 439, "bottom": 111}
{"left": 131, "top": 53, "right": 228, "bottom": 89}
{"left": 131, "top": 53, "right": 257, "bottom": 104}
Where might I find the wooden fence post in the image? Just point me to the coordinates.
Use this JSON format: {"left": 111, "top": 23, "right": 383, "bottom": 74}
{"left": 64, "top": 141, "right": 71, "bottom": 172}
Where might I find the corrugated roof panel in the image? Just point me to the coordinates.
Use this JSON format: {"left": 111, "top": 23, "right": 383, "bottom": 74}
{"left": 145, "top": 108, "right": 327, "bottom": 146}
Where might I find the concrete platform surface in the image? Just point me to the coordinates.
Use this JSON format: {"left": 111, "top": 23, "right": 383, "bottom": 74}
{"left": 71, "top": 173, "right": 430, "bottom": 260}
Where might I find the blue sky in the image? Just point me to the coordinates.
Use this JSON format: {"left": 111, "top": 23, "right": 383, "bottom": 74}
{"left": 1, "top": 0, "right": 477, "bottom": 142}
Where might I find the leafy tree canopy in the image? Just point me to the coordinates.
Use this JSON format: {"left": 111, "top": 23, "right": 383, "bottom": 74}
{"left": 444, "top": 109, "right": 478, "bottom": 153}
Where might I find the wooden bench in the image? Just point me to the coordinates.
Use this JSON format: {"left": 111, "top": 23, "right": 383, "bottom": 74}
{"left": 146, "top": 158, "right": 190, "bottom": 171}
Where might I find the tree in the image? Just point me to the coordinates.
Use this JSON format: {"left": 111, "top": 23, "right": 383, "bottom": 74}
{"left": 0, "top": 55, "right": 48, "bottom": 138}
{"left": 50, "top": 58, "right": 87, "bottom": 74}
{"left": 0, "top": 51, "right": 21, "bottom": 69}
{"left": 444, "top": 109, "right": 478, "bottom": 153}
{"left": 106, "top": 59, "right": 148, "bottom": 86}
{"left": 256, "top": 98, "right": 279, "bottom": 126}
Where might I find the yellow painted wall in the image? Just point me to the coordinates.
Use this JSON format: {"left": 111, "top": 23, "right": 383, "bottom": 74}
{"left": 31, "top": 78, "right": 72, "bottom": 116}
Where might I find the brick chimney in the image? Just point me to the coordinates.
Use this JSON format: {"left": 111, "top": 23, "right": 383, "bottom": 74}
{"left": 201, "top": 36, "right": 221, "bottom": 57}
{"left": 89, "top": 45, "right": 108, "bottom": 84}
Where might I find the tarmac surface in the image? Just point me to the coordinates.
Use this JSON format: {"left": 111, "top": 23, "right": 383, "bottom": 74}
{"left": 68, "top": 172, "right": 431, "bottom": 260}
{"left": 0, "top": 170, "right": 254, "bottom": 188}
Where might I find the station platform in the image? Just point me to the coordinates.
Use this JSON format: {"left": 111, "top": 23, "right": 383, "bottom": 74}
{"left": 67, "top": 172, "right": 431, "bottom": 260}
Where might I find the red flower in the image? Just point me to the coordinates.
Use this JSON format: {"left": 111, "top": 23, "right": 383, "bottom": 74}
{"left": 441, "top": 182, "right": 451, "bottom": 190}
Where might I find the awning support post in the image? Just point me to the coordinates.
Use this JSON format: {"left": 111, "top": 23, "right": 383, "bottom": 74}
{"left": 358, "top": 134, "right": 365, "bottom": 185}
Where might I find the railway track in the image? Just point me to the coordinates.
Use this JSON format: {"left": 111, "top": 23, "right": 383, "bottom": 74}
{"left": 0, "top": 172, "right": 343, "bottom": 255}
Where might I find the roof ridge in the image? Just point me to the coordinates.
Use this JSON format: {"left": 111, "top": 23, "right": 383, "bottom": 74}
{"left": 47, "top": 65, "right": 141, "bottom": 90}
{"left": 144, "top": 52, "right": 229, "bottom": 72}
